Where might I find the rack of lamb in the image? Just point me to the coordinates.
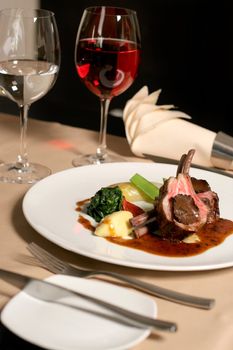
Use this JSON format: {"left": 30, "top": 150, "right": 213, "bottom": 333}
{"left": 155, "top": 149, "right": 220, "bottom": 240}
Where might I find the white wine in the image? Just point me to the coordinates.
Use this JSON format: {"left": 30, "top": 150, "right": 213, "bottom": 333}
{"left": 0, "top": 59, "right": 59, "bottom": 106}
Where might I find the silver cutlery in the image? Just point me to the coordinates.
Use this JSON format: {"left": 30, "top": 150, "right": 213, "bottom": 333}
{"left": 0, "top": 268, "right": 176, "bottom": 332}
{"left": 143, "top": 153, "right": 233, "bottom": 179}
{"left": 28, "top": 242, "right": 215, "bottom": 310}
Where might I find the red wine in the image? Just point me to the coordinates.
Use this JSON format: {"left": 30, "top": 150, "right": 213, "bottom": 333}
{"left": 76, "top": 38, "right": 140, "bottom": 98}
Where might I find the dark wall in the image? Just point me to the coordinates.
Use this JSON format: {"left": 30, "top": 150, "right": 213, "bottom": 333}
{"left": 0, "top": 0, "right": 233, "bottom": 136}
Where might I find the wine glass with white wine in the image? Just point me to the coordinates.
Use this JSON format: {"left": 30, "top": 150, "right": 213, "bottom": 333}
{"left": 0, "top": 8, "right": 60, "bottom": 183}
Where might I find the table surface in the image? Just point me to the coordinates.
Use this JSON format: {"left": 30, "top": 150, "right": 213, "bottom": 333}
{"left": 0, "top": 113, "right": 233, "bottom": 350}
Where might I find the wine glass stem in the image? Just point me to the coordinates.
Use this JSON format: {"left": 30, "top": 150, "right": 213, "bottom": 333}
{"left": 96, "top": 98, "right": 111, "bottom": 159}
{"left": 17, "top": 104, "right": 30, "bottom": 168}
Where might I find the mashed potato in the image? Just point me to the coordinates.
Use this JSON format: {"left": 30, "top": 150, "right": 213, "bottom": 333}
{"left": 95, "top": 210, "right": 133, "bottom": 238}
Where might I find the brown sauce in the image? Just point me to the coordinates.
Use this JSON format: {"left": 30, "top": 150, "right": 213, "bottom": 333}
{"left": 78, "top": 215, "right": 95, "bottom": 232}
{"left": 76, "top": 199, "right": 89, "bottom": 212}
{"left": 78, "top": 212, "right": 233, "bottom": 257}
{"left": 107, "top": 219, "right": 233, "bottom": 257}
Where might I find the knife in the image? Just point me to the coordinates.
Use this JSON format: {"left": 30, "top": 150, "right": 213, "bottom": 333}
{"left": 0, "top": 268, "right": 177, "bottom": 333}
{"left": 143, "top": 153, "right": 233, "bottom": 179}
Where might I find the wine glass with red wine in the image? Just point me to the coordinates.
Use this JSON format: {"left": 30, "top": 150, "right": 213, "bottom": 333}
{"left": 73, "top": 6, "right": 141, "bottom": 166}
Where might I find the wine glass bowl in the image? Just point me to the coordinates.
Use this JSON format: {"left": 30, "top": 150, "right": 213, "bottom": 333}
{"left": 73, "top": 6, "right": 141, "bottom": 166}
{"left": 0, "top": 8, "right": 60, "bottom": 183}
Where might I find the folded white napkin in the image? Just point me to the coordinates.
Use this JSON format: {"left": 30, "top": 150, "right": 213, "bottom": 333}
{"left": 123, "top": 86, "right": 216, "bottom": 167}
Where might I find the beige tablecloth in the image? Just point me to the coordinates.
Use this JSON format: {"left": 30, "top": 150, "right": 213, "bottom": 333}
{"left": 0, "top": 113, "right": 233, "bottom": 350}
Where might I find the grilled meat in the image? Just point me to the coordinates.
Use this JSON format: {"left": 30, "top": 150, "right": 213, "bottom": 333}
{"left": 156, "top": 149, "right": 220, "bottom": 240}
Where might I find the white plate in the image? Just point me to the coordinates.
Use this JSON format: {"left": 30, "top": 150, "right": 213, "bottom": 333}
{"left": 23, "top": 162, "right": 233, "bottom": 271}
{"left": 1, "top": 275, "right": 157, "bottom": 350}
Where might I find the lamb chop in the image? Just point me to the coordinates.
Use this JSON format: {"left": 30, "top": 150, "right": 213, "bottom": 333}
{"left": 155, "top": 149, "right": 220, "bottom": 240}
{"left": 131, "top": 149, "right": 220, "bottom": 240}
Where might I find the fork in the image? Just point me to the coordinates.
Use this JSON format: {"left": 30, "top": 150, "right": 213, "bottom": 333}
{"left": 28, "top": 242, "right": 215, "bottom": 310}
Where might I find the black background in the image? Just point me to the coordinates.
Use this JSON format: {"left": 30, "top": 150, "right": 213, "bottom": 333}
{"left": 0, "top": 0, "right": 233, "bottom": 137}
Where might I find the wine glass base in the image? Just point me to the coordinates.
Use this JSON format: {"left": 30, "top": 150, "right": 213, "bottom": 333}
{"left": 0, "top": 162, "right": 51, "bottom": 184}
{"left": 72, "top": 153, "right": 126, "bottom": 167}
